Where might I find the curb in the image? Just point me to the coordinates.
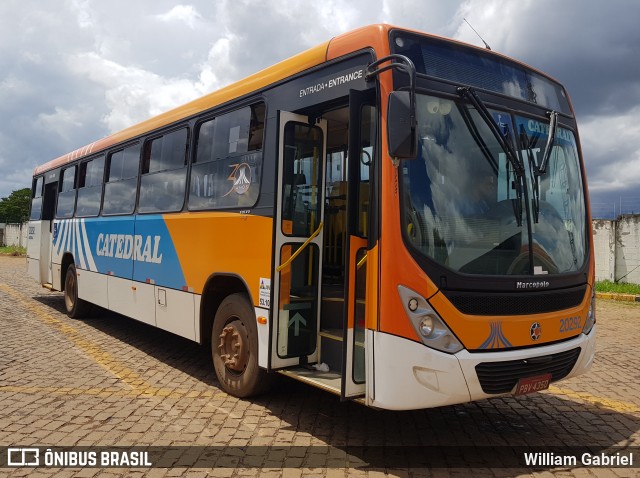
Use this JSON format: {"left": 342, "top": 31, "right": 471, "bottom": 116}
{"left": 596, "top": 292, "right": 640, "bottom": 302}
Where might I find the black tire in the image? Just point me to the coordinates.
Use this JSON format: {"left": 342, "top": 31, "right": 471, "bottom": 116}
{"left": 211, "top": 293, "right": 272, "bottom": 397}
{"left": 63, "top": 264, "right": 91, "bottom": 319}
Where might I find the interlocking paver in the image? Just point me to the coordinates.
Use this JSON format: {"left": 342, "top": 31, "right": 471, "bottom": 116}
{"left": 0, "top": 255, "right": 639, "bottom": 477}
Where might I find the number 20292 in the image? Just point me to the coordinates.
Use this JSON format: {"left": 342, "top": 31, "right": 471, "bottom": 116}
{"left": 560, "top": 316, "right": 581, "bottom": 333}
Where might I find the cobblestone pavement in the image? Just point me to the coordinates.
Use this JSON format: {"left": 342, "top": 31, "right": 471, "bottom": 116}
{"left": 0, "top": 255, "right": 639, "bottom": 477}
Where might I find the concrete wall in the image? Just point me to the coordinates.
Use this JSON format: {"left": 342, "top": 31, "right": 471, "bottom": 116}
{"left": 3, "top": 223, "right": 28, "bottom": 248}
{"left": 593, "top": 215, "right": 640, "bottom": 284}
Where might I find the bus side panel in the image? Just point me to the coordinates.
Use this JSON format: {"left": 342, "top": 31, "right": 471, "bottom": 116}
{"left": 77, "top": 268, "right": 108, "bottom": 310}
{"left": 163, "top": 213, "right": 274, "bottom": 301}
{"left": 108, "top": 276, "right": 156, "bottom": 326}
{"left": 155, "top": 286, "right": 196, "bottom": 341}
{"left": 133, "top": 215, "right": 187, "bottom": 290}
{"left": 26, "top": 220, "right": 42, "bottom": 282}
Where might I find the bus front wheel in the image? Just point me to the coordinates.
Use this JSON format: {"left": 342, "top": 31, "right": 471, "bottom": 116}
{"left": 63, "top": 264, "right": 90, "bottom": 319}
{"left": 211, "top": 293, "right": 271, "bottom": 397}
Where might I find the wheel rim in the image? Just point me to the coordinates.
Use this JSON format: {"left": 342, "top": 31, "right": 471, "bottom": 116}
{"left": 217, "top": 319, "right": 249, "bottom": 373}
{"left": 64, "top": 270, "right": 75, "bottom": 312}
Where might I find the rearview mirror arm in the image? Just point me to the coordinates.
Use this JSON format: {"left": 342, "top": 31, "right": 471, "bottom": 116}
{"left": 365, "top": 54, "right": 417, "bottom": 132}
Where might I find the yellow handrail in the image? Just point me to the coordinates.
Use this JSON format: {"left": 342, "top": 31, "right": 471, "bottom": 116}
{"left": 356, "top": 252, "right": 368, "bottom": 270}
{"left": 276, "top": 222, "right": 324, "bottom": 272}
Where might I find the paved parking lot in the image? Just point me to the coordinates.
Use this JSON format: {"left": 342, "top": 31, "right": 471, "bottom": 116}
{"left": 0, "top": 254, "right": 639, "bottom": 477}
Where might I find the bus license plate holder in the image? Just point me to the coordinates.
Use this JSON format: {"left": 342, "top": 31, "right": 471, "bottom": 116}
{"left": 513, "top": 373, "right": 552, "bottom": 396}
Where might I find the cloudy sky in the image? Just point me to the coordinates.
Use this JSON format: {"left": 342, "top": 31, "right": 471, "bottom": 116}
{"left": 1, "top": 0, "right": 638, "bottom": 217}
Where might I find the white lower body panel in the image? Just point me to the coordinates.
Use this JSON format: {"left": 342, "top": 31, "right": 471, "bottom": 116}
{"left": 107, "top": 276, "right": 156, "bottom": 326}
{"left": 77, "top": 268, "right": 108, "bottom": 309}
{"left": 369, "top": 325, "right": 597, "bottom": 410}
{"left": 27, "top": 257, "right": 40, "bottom": 283}
{"left": 156, "top": 286, "right": 196, "bottom": 341}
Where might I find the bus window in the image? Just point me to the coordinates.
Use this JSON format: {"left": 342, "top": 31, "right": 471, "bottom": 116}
{"left": 139, "top": 128, "right": 189, "bottom": 213}
{"left": 56, "top": 166, "right": 77, "bottom": 218}
{"left": 76, "top": 155, "right": 105, "bottom": 217}
{"left": 281, "top": 123, "right": 323, "bottom": 237}
{"left": 189, "top": 103, "right": 265, "bottom": 210}
{"left": 30, "top": 176, "right": 44, "bottom": 220}
{"left": 103, "top": 144, "right": 140, "bottom": 215}
{"left": 357, "top": 104, "right": 376, "bottom": 237}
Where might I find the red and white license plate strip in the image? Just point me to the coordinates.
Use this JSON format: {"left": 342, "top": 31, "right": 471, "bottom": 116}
{"left": 513, "top": 373, "right": 552, "bottom": 396}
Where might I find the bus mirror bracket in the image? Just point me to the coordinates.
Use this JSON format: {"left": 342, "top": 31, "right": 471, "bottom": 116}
{"left": 365, "top": 54, "right": 417, "bottom": 165}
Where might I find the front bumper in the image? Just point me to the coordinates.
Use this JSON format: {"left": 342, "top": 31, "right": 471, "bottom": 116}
{"left": 369, "top": 325, "right": 596, "bottom": 410}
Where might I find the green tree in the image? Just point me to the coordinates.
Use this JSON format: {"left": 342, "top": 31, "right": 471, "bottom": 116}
{"left": 0, "top": 188, "right": 31, "bottom": 223}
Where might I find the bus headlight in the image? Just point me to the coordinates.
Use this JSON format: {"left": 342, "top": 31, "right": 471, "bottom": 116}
{"left": 419, "top": 316, "right": 434, "bottom": 337}
{"left": 398, "top": 285, "right": 464, "bottom": 354}
{"left": 583, "top": 289, "right": 596, "bottom": 335}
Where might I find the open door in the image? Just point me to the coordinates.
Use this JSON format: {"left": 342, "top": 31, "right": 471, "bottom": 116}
{"left": 40, "top": 181, "right": 58, "bottom": 286}
{"left": 341, "top": 90, "right": 375, "bottom": 398}
{"left": 271, "top": 112, "right": 327, "bottom": 369}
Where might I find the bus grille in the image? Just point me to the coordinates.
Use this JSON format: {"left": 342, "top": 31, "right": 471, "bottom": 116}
{"left": 475, "top": 347, "right": 581, "bottom": 394}
{"left": 444, "top": 286, "right": 587, "bottom": 316}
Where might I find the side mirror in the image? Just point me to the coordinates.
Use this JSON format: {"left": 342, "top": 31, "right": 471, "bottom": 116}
{"left": 387, "top": 91, "right": 417, "bottom": 161}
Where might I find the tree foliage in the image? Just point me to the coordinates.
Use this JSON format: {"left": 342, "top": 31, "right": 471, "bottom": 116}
{"left": 0, "top": 188, "right": 31, "bottom": 223}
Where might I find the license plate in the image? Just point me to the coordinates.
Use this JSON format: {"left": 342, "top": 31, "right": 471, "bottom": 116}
{"left": 513, "top": 373, "right": 552, "bottom": 396}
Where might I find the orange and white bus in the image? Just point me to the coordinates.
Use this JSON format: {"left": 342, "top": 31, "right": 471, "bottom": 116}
{"left": 26, "top": 24, "right": 595, "bottom": 409}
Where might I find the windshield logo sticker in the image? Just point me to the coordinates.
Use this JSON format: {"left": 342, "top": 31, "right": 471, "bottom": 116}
{"left": 478, "top": 321, "right": 512, "bottom": 349}
{"left": 530, "top": 322, "right": 542, "bottom": 341}
{"left": 224, "top": 163, "right": 251, "bottom": 196}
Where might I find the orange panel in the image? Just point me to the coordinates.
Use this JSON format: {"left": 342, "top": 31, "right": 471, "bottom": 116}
{"left": 428, "top": 289, "right": 591, "bottom": 350}
{"left": 163, "top": 212, "right": 273, "bottom": 303}
{"left": 326, "top": 24, "right": 392, "bottom": 62}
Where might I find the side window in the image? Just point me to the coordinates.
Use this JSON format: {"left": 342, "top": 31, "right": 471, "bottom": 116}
{"left": 76, "top": 155, "right": 105, "bottom": 217}
{"left": 56, "top": 166, "right": 77, "bottom": 218}
{"left": 138, "top": 128, "right": 189, "bottom": 213}
{"left": 30, "top": 176, "right": 44, "bottom": 220}
{"left": 103, "top": 143, "right": 140, "bottom": 215}
{"left": 189, "top": 103, "right": 265, "bottom": 210}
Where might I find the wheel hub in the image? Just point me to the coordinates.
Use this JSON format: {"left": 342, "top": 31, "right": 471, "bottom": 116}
{"left": 218, "top": 320, "right": 249, "bottom": 372}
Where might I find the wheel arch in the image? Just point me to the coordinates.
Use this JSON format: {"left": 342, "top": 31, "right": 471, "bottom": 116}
{"left": 60, "top": 253, "right": 75, "bottom": 291}
{"left": 199, "top": 273, "right": 254, "bottom": 346}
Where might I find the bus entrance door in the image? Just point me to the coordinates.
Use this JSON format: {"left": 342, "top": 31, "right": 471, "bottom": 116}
{"left": 271, "top": 112, "right": 327, "bottom": 370}
{"left": 339, "top": 90, "right": 374, "bottom": 399}
{"left": 272, "top": 96, "right": 373, "bottom": 399}
{"left": 39, "top": 181, "right": 58, "bottom": 286}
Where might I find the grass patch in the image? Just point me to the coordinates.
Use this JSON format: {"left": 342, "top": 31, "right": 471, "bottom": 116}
{"left": 0, "top": 245, "right": 26, "bottom": 256}
{"left": 596, "top": 280, "right": 640, "bottom": 295}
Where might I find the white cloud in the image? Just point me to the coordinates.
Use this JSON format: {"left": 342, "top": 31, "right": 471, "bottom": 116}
{"left": 156, "top": 5, "right": 202, "bottom": 29}
{"left": 580, "top": 106, "right": 640, "bottom": 193}
{"left": 36, "top": 107, "right": 85, "bottom": 142}
{"left": 68, "top": 52, "right": 211, "bottom": 132}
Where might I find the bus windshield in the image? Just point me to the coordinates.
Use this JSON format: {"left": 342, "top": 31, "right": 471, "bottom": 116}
{"left": 401, "top": 93, "right": 587, "bottom": 276}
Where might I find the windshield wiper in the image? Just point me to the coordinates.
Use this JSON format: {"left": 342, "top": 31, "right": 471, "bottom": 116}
{"left": 457, "top": 86, "right": 524, "bottom": 226}
{"left": 457, "top": 87, "right": 524, "bottom": 177}
{"left": 536, "top": 110, "right": 558, "bottom": 175}
{"left": 519, "top": 126, "right": 541, "bottom": 223}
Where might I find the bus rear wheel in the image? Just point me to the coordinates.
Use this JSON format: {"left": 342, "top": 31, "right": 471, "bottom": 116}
{"left": 211, "top": 293, "right": 272, "bottom": 397}
{"left": 63, "top": 264, "right": 90, "bottom": 319}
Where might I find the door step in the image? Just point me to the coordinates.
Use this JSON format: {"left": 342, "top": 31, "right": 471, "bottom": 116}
{"left": 278, "top": 367, "right": 341, "bottom": 395}
{"left": 42, "top": 283, "right": 54, "bottom": 291}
